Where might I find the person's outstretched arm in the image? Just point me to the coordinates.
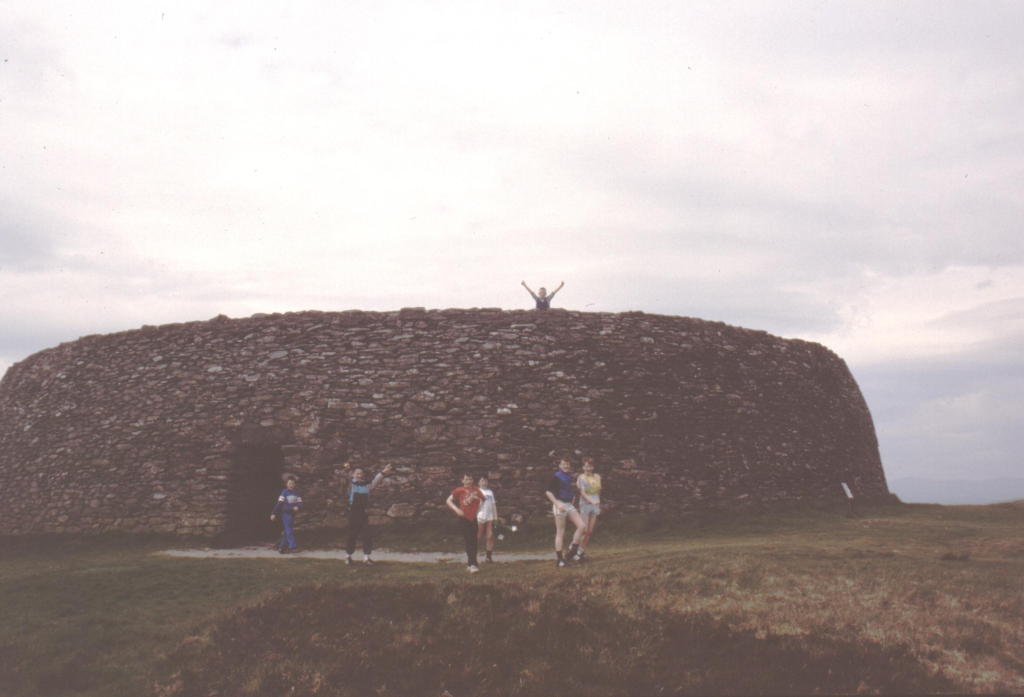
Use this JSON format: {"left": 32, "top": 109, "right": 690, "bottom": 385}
{"left": 368, "top": 464, "right": 394, "bottom": 492}
{"left": 548, "top": 281, "right": 565, "bottom": 299}
{"left": 521, "top": 280, "right": 538, "bottom": 299}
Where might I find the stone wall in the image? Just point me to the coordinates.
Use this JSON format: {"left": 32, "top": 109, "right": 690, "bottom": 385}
{"left": 0, "top": 308, "right": 887, "bottom": 536}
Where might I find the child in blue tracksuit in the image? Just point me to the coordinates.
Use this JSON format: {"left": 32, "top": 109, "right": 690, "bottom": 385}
{"left": 270, "top": 474, "right": 303, "bottom": 553}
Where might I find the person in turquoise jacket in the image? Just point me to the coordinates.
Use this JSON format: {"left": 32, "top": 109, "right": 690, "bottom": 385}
{"left": 344, "top": 463, "right": 394, "bottom": 565}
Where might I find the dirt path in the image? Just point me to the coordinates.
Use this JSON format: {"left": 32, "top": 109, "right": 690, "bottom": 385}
{"left": 156, "top": 547, "right": 551, "bottom": 563}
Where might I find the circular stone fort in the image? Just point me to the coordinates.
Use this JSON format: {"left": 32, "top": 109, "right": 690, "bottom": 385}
{"left": 0, "top": 308, "right": 889, "bottom": 537}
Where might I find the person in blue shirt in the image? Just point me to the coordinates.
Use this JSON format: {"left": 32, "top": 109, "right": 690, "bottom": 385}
{"left": 521, "top": 280, "right": 564, "bottom": 310}
{"left": 344, "top": 463, "right": 394, "bottom": 565}
{"left": 270, "top": 474, "right": 303, "bottom": 554}
{"left": 544, "top": 457, "right": 585, "bottom": 567}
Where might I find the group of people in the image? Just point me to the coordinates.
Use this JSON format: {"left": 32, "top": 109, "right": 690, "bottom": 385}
{"left": 269, "top": 456, "right": 602, "bottom": 572}
{"left": 445, "top": 455, "right": 603, "bottom": 571}
{"left": 545, "top": 456, "right": 601, "bottom": 567}
{"left": 269, "top": 279, "right": 582, "bottom": 565}
{"left": 445, "top": 456, "right": 603, "bottom": 571}
{"left": 271, "top": 464, "right": 397, "bottom": 563}
{"left": 445, "top": 474, "right": 499, "bottom": 573}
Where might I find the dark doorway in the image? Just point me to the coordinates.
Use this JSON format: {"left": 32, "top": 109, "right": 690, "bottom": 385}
{"left": 222, "top": 442, "right": 286, "bottom": 545}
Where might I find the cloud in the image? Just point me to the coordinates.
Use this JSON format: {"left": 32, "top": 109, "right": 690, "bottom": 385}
{"left": 0, "top": 199, "right": 64, "bottom": 271}
{"left": 2, "top": 0, "right": 1023, "bottom": 484}
{"left": 798, "top": 266, "right": 1024, "bottom": 366}
{"left": 0, "top": 13, "right": 71, "bottom": 99}
{"left": 929, "top": 297, "right": 1024, "bottom": 331}
{"left": 857, "top": 321, "right": 1024, "bottom": 480}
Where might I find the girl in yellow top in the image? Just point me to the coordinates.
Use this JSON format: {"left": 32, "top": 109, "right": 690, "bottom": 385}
{"left": 576, "top": 457, "right": 602, "bottom": 561}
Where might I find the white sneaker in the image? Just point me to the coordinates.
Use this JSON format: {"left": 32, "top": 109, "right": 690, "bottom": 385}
{"left": 468, "top": 565, "right": 481, "bottom": 573}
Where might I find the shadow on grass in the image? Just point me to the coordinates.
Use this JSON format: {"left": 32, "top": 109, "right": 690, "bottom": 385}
{"left": 155, "top": 582, "right": 956, "bottom": 697}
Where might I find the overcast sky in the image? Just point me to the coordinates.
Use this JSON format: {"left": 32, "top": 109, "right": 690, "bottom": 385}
{"left": 2, "top": 1, "right": 1022, "bottom": 487}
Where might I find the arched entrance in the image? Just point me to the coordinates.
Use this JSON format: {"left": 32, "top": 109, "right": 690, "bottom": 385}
{"left": 222, "top": 428, "right": 290, "bottom": 545}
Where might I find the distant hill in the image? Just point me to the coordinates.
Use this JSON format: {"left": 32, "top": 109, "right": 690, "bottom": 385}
{"left": 889, "top": 477, "right": 1024, "bottom": 505}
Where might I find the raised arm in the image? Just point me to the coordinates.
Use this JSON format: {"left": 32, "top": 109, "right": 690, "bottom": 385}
{"left": 368, "top": 464, "right": 393, "bottom": 492}
{"left": 548, "top": 281, "right": 565, "bottom": 299}
{"left": 521, "top": 280, "right": 539, "bottom": 299}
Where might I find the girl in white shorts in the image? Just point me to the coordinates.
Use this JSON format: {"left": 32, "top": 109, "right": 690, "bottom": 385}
{"left": 576, "top": 457, "right": 602, "bottom": 561}
{"left": 477, "top": 475, "right": 498, "bottom": 563}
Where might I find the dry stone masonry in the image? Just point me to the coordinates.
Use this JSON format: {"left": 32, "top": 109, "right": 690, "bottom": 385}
{"left": 0, "top": 308, "right": 888, "bottom": 536}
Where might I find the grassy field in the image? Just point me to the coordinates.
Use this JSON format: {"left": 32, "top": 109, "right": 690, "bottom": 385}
{"left": 2, "top": 502, "right": 1022, "bottom": 696}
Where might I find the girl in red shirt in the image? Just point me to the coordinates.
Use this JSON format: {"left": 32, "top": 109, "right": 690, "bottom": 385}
{"left": 446, "top": 473, "right": 484, "bottom": 573}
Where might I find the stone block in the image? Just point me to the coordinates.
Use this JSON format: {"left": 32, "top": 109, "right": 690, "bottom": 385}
{"left": 387, "top": 503, "right": 417, "bottom": 518}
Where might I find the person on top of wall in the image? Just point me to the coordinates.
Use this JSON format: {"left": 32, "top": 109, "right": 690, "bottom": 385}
{"left": 545, "top": 457, "right": 586, "bottom": 567}
{"left": 521, "top": 280, "right": 565, "bottom": 310}
{"left": 344, "top": 463, "right": 394, "bottom": 565}
{"left": 270, "top": 473, "right": 303, "bottom": 554}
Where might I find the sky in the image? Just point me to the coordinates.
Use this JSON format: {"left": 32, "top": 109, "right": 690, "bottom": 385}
{"left": 2, "top": 1, "right": 1022, "bottom": 491}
